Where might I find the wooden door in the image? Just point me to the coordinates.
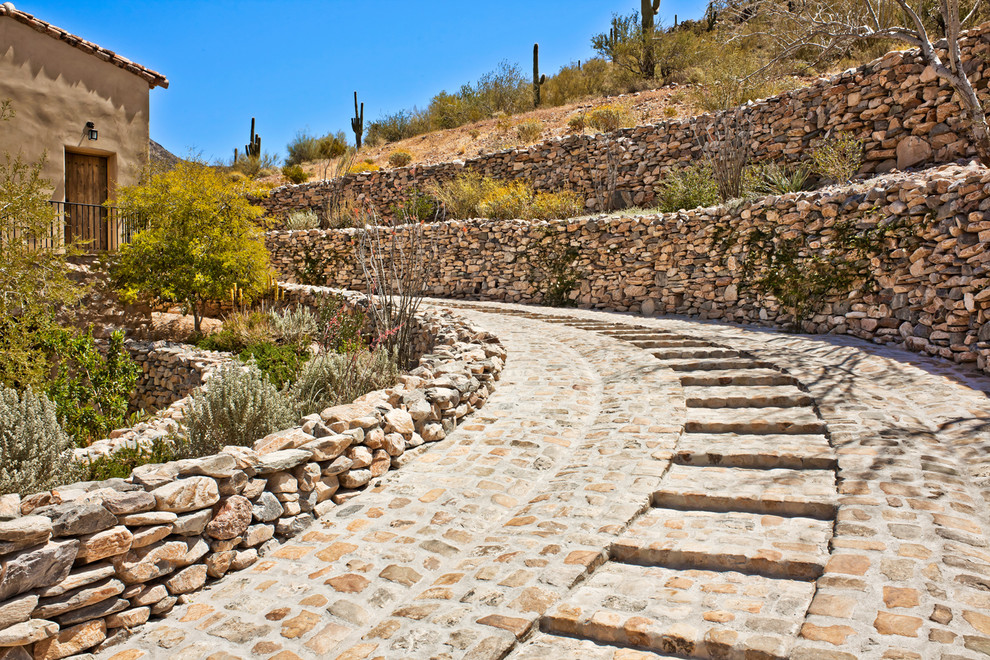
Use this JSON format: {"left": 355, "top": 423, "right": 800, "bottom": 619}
{"left": 65, "top": 152, "right": 109, "bottom": 250}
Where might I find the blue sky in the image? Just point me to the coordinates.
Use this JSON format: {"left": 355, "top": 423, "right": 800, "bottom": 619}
{"left": 29, "top": 1, "right": 710, "bottom": 163}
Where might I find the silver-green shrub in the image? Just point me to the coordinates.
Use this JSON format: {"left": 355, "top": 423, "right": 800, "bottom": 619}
{"left": 269, "top": 305, "right": 319, "bottom": 345}
{"left": 181, "top": 363, "right": 295, "bottom": 456}
{"left": 292, "top": 347, "right": 398, "bottom": 417}
{"left": 0, "top": 387, "right": 79, "bottom": 496}
{"left": 284, "top": 210, "right": 320, "bottom": 230}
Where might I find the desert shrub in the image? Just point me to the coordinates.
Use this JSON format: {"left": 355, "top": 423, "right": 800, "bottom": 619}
{"left": 348, "top": 160, "right": 379, "bottom": 175}
{"left": 1, "top": 387, "right": 79, "bottom": 496}
{"left": 811, "top": 133, "right": 864, "bottom": 183}
{"left": 284, "top": 209, "right": 320, "bottom": 230}
{"left": 198, "top": 310, "right": 275, "bottom": 353}
{"left": 531, "top": 191, "right": 584, "bottom": 220}
{"left": 567, "top": 113, "right": 587, "bottom": 133}
{"left": 286, "top": 131, "right": 348, "bottom": 167}
{"left": 516, "top": 120, "right": 543, "bottom": 143}
{"left": 588, "top": 104, "right": 633, "bottom": 132}
{"left": 112, "top": 161, "right": 272, "bottom": 333}
{"left": 316, "top": 295, "right": 367, "bottom": 354}
{"left": 269, "top": 305, "right": 319, "bottom": 345}
{"left": 229, "top": 153, "right": 279, "bottom": 179}
{"left": 744, "top": 162, "right": 812, "bottom": 196}
{"left": 181, "top": 363, "right": 295, "bottom": 456}
{"left": 291, "top": 347, "right": 398, "bottom": 417}
{"left": 477, "top": 180, "right": 531, "bottom": 220}
{"left": 663, "top": 106, "right": 678, "bottom": 118}
{"left": 655, "top": 164, "right": 720, "bottom": 212}
{"left": 281, "top": 164, "right": 308, "bottom": 184}
{"left": 238, "top": 342, "right": 309, "bottom": 390}
{"left": 44, "top": 329, "right": 142, "bottom": 446}
{"left": 430, "top": 174, "right": 581, "bottom": 221}
{"left": 388, "top": 150, "right": 413, "bottom": 167}
{"left": 391, "top": 190, "right": 443, "bottom": 223}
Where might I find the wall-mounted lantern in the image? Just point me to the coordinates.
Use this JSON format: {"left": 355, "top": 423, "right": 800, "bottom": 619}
{"left": 85, "top": 121, "right": 98, "bottom": 141}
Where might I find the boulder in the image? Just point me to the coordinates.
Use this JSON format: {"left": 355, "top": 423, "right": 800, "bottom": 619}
{"left": 152, "top": 477, "right": 220, "bottom": 513}
{"left": 0, "top": 539, "right": 78, "bottom": 601}
{"left": 205, "top": 496, "right": 252, "bottom": 540}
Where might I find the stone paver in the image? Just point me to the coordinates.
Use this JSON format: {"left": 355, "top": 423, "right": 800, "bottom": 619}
{"left": 94, "top": 301, "right": 990, "bottom": 660}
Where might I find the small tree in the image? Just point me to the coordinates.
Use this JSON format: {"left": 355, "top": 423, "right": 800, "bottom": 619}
{"left": 740, "top": 0, "right": 990, "bottom": 165}
{"left": 112, "top": 161, "right": 272, "bottom": 333}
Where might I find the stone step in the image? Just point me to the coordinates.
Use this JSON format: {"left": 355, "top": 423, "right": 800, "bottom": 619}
{"left": 611, "top": 508, "right": 831, "bottom": 580}
{"left": 651, "top": 347, "right": 741, "bottom": 360}
{"left": 659, "top": 358, "right": 776, "bottom": 372}
{"left": 542, "top": 562, "right": 814, "bottom": 659}
{"left": 678, "top": 369, "right": 796, "bottom": 387}
{"left": 683, "top": 385, "right": 813, "bottom": 409}
{"left": 685, "top": 407, "right": 826, "bottom": 435}
{"left": 603, "top": 331, "right": 676, "bottom": 339}
{"left": 653, "top": 464, "right": 838, "bottom": 519}
{"left": 629, "top": 339, "right": 716, "bottom": 349}
{"left": 673, "top": 433, "right": 836, "bottom": 470}
{"left": 509, "top": 633, "right": 679, "bottom": 659}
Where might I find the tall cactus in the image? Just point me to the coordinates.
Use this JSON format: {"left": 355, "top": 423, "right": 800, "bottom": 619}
{"left": 533, "top": 43, "right": 547, "bottom": 108}
{"left": 641, "top": 0, "right": 661, "bottom": 78}
{"left": 245, "top": 117, "right": 261, "bottom": 159}
{"left": 351, "top": 92, "right": 364, "bottom": 150}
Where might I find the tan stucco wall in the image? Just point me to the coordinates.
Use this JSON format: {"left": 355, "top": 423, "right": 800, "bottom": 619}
{"left": 0, "top": 16, "right": 152, "bottom": 200}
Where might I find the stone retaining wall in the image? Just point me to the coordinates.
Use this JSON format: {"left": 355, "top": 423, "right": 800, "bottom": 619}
{"left": 259, "top": 25, "right": 990, "bottom": 222}
{"left": 126, "top": 341, "right": 232, "bottom": 413}
{"left": 267, "top": 162, "right": 990, "bottom": 372}
{"left": 0, "top": 293, "right": 504, "bottom": 658}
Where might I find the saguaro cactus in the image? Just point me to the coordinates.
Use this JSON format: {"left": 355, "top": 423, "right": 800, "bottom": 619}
{"left": 641, "top": 0, "right": 661, "bottom": 78}
{"left": 351, "top": 92, "right": 364, "bottom": 150}
{"left": 533, "top": 43, "right": 547, "bottom": 108}
{"left": 245, "top": 117, "right": 261, "bottom": 159}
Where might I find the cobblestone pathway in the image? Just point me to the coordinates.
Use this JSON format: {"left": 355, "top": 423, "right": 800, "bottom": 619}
{"left": 97, "top": 302, "right": 990, "bottom": 660}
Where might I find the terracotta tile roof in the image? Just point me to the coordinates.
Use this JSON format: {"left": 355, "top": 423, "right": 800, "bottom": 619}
{"left": 0, "top": 2, "right": 169, "bottom": 89}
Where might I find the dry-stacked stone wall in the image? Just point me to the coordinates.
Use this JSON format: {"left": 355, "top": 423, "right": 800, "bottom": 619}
{"left": 126, "top": 341, "right": 231, "bottom": 413}
{"left": 268, "top": 162, "right": 990, "bottom": 372}
{"left": 260, "top": 25, "right": 990, "bottom": 222}
{"left": 0, "top": 289, "right": 504, "bottom": 658}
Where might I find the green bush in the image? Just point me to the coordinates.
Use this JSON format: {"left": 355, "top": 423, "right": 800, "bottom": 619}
{"left": 429, "top": 174, "right": 582, "bottom": 221}
{"left": 811, "top": 133, "right": 864, "bottom": 183}
{"left": 238, "top": 342, "right": 309, "bottom": 390}
{"left": 388, "top": 150, "right": 413, "bottom": 167}
{"left": 281, "top": 164, "right": 308, "bottom": 184}
{"left": 181, "top": 363, "right": 296, "bottom": 456}
{"left": 229, "top": 153, "right": 279, "bottom": 179}
{"left": 655, "top": 164, "right": 720, "bottom": 212}
{"left": 566, "top": 113, "right": 587, "bottom": 133}
{"left": 291, "top": 347, "right": 398, "bottom": 417}
{"left": 44, "top": 329, "right": 142, "bottom": 447}
{"left": 284, "top": 210, "right": 320, "bottom": 230}
{"left": 391, "top": 191, "right": 442, "bottom": 223}
{"left": 1, "top": 387, "right": 79, "bottom": 496}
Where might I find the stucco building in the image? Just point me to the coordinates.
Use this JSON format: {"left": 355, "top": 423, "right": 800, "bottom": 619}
{"left": 0, "top": 2, "right": 168, "bottom": 249}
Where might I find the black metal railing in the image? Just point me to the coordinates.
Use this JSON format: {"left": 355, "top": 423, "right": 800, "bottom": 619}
{"left": 44, "top": 201, "right": 143, "bottom": 252}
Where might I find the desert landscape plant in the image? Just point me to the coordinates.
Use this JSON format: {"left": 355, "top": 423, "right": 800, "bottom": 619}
{"left": 655, "top": 163, "right": 720, "bottom": 212}
{"left": 291, "top": 347, "right": 398, "bottom": 417}
{"left": 112, "top": 161, "right": 273, "bottom": 333}
{"left": 811, "top": 133, "right": 865, "bottom": 183}
{"left": 181, "top": 362, "right": 296, "bottom": 456}
{"left": 429, "top": 174, "right": 582, "bottom": 221}
{"left": 0, "top": 387, "right": 79, "bottom": 496}
{"left": 388, "top": 150, "right": 413, "bottom": 167}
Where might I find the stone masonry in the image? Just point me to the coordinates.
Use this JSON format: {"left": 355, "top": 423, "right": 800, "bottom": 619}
{"left": 267, "top": 162, "right": 990, "bottom": 375}
{"left": 259, "top": 24, "right": 990, "bottom": 221}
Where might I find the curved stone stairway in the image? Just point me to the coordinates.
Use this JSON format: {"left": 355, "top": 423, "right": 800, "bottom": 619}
{"left": 96, "top": 303, "right": 990, "bottom": 660}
